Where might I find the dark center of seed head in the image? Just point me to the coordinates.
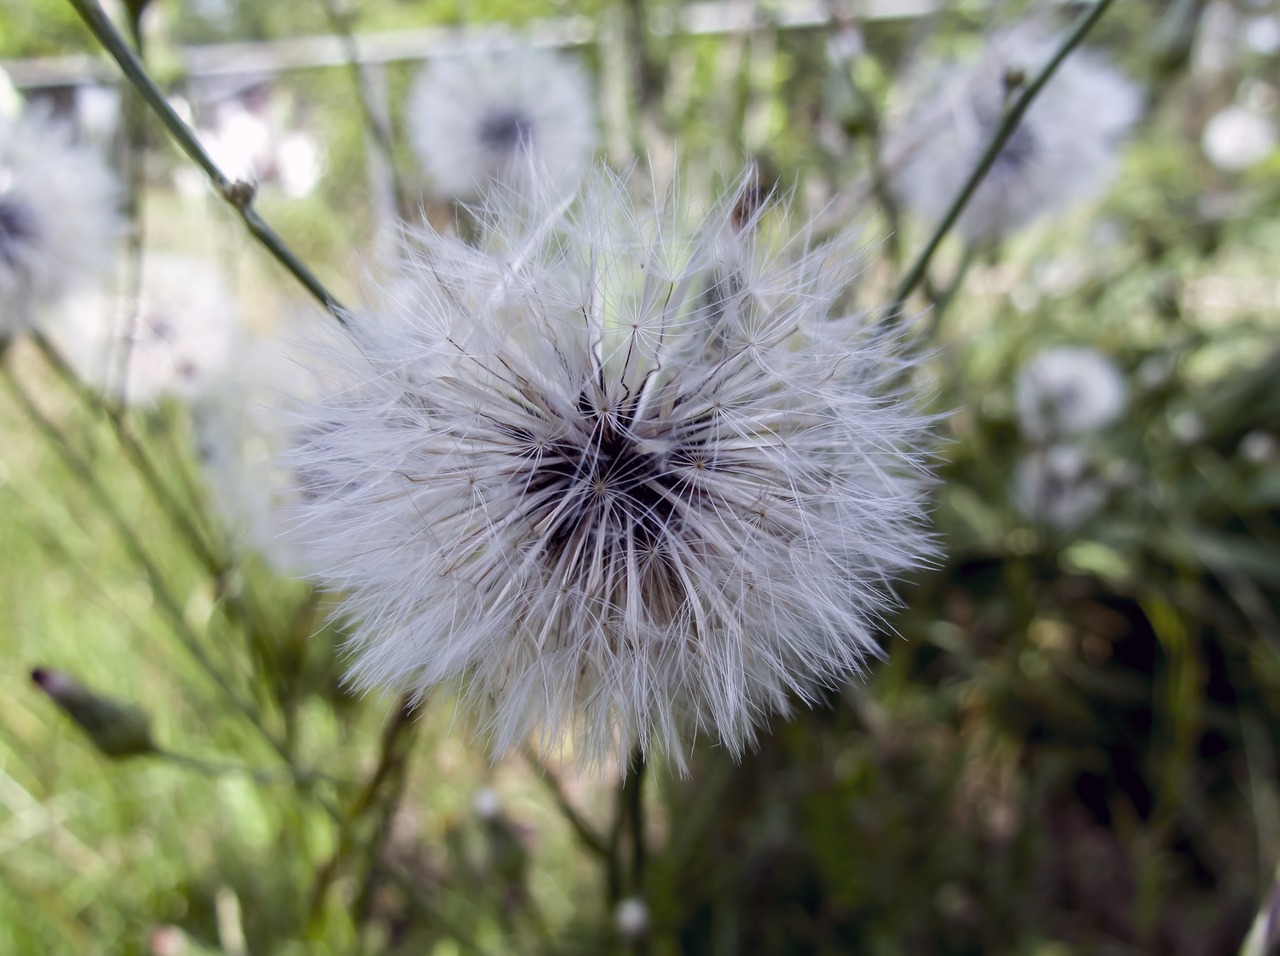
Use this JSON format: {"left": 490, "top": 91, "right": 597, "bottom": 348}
{"left": 0, "top": 194, "right": 39, "bottom": 268}
{"left": 529, "top": 393, "right": 684, "bottom": 553}
{"left": 477, "top": 109, "right": 535, "bottom": 155}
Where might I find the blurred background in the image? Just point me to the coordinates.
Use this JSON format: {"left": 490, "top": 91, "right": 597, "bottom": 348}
{"left": 1, "top": 0, "right": 1279, "bottom": 953}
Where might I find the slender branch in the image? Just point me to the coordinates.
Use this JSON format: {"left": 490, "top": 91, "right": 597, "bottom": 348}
{"left": 31, "top": 332, "right": 225, "bottom": 575}
{"left": 155, "top": 748, "right": 350, "bottom": 787}
{"left": 608, "top": 747, "right": 648, "bottom": 905}
{"left": 522, "top": 745, "right": 610, "bottom": 859}
{"left": 316, "top": 0, "right": 408, "bottom": 217}
{"left": 882, "top": 0, "right": 1118, "bottom": 324}
{"left": 625, "top": 748, "right": 647, "bottom": 892}
{"left": 1, "top": 366, "right": 267, "bottom": 742}
{"left": 113, "top": 7, "right": 146, "bottom": 403}
{"left": 308, "top": 693, "right": 420, "bottom": 923}
{"left": 64, "top": 0, "right": 348, "bottom": 325}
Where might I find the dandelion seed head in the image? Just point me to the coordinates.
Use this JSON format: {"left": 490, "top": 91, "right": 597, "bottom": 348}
{"left": 1015, "top": 346, "right": 1127, "bottom": 441}
{"left": 0, "top": 108, "right": 120, "bottom": 337}
{"left": 888, "top": 26, "right": 1141, "bottom": 245}
{"left": 406, "top": 45, "right": 597, "bottom": 200}
{"left": 1014, "top": 444, "right": 1108, "bottom": 529}
{"left": 614, "top": 897, "right": 650, "bottom": 938}
{"left": 288, "top": 170, "right": 936, "bottom": 770}
{"left": 1202, "top": 104, "right": 1277, "bottom": 172}
{"left": 52, "top": 254, "right": 239, "bottom": 406}
{"left": 194, "top": 325, "right": 338, "bottom": 569}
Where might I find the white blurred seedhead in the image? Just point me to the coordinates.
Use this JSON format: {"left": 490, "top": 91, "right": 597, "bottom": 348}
{"left": 887, "top": 25, "right": 1141, "bottom": 245}
{"left": 406, "top": 44, "right": 598, "bottom": 201}
{"left": 52, "top": 253, "right": 238, "bottom": 406}
{"left": 1014, "top": 445, "right": 1110, "bottom": 530}
{"left": 1202, "top": 104, "right": 1278, "bottom": 172}
{"left": 1015, "top": 346, "right": 1128, "bottom": 442}
{"left": 0, "top": 106, "right": 121, "bottom": 339}
{"left": 614, "top": 897, "right": 650, "bottom": 939}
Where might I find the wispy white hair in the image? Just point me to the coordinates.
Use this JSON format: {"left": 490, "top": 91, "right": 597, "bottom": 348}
{"left": 287, "top": 169, "right": 936, "bottom": 770}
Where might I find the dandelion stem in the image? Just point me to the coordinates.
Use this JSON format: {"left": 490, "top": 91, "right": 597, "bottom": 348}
{"left": 30, "top": 331, "right": 225, "bottom": 577}
{"left": 63, "top": 0, "right": 348, "bottom": 325}
{"left": 155, "top": 748, "right": 350, "bottom": 787}
{"left": 882, "top": 0, "right": 1118, "bottom": 325}
{"left": 522, "top": 745, "right": 611, "bottom": 860}
{"left": 626, "top": 748, "right": 647, "bottom": 893}
{"left": 0, "top": 365, "right": 270, "bottom": 749}
{"left": 315, "top": 0, "right": 409, "bottom": 219}
{"left": 308, "top": 693, "right": 420, "bottom": 926}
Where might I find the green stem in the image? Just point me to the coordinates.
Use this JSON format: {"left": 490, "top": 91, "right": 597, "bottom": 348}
{"left": 31, "top": 332, "right": 225, "bottom": 576}
{"left": 64, "top": 0, "right": 348, "bottom": 325}
{"left": 0, "top": 366, "right": 290, "bottom": 764}
{"left": 155, "top": 748, "right": 349, "bottom": 787}
{"left": 308, "top": 694, "right": 420, "bottom": 924}
{"left": 316, "top": 0, "right": 409, "bottom": 218}
{"left": 522, "top": 745, "right": 611, "bottom": 860}
{"left": 882, "top": 0, "right": 1118, "bottom": 325}
{"left": 626, "top": 748, "right": 647, "bottom": 893}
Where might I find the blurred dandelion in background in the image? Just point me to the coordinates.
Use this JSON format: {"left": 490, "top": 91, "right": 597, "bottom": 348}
{"left": 1201, "top": 103, "right": 1278, "bottom": 172}
{"left": 1013, "top": 444, "right": 1110, "bottom": 530}
{"left": 887, "top": 25, "right": 1141, "bottom": 246}
{"left": 0, "top": 106, "right": 120, "bottom": 340}
{"left": 1015, "top": 346, "right": 1128, "bottom": 442}
{"left": 193, "top": 327, "right": 332, "bottom": 569}
{"left": 52, "top": 253, "right": 239, "bottom": 405}
{"left": 286, "top": 169, "right": 936, "bottom": 769}
{"left": 1012, "top": 347, "right": 1127, "bottom": 529}
{"left": 405, "top": 44, "right": 597, "bottom": 200}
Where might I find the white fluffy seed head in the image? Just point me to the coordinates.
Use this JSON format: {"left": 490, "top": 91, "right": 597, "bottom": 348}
{"left": 614, "top": 897, "right": 650, "bottom": 938}
{"left": 1013, "top": 444, "right": 1109, "bottom": 530}
{"left": 287, "top": 169, "right": 936, "bottom": 771}
{"left": 406, "top": 45, "right": 598, "bottom": 201}
{"left": 52, "top": 253, "right": 239, "bottom": 406}
{"left": 887, "top": 25, "right": 1141, "bottom": 245}
{"left": 1201, "top": 104, "right": 1278, "bottom": 172}
{"left": 193, "top": 326, "right": 337, "bottom": 569}
{"left": 0, "top": 107, "right": 121, "bottom": 338}
{"left": 1015, "top": 346, "right": 1128, "bottom": 441}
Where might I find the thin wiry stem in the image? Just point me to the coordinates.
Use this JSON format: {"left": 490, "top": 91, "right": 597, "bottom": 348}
{"left": 315, "top": 0, "right": 409, "bottom": 218}
{"left": 64, "top": 0, "right": 348, "bottom": 325}
{"left": 113, "top": 7, "right": 146, "bottom": 403}
{"left": 308, "top": 693, "right": 420, "bottom": 925}
{"left": 29, "top": 332, "right": 285, "bottom": 689}
{"left": 882, "top": 0, "right": 1119, "bottom": 325}
{"left": 522, "top": 745, "right": 611, "bottom": 860}
{"left": 0, "top": 365, "right": 270, "bottom": 748}
{"left": 31, "top": 332, "right": 225, "bottom": 576}
{"left": 155, "top": 749, "right": 351, "bottom": 787}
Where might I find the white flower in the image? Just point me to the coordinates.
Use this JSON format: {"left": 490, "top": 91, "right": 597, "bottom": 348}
{"left": 888, "top": 26, "right": 1141, "bottom": 245}
{"left": 52, "top": 253, "right": 239, "bottom": 405}
{"left": 1014, "top": 445, "right": 1108, "bottom": 529}
{"left": 1201, "top": 104, "right": 1277, "bottom": 172}
{"left": 406, "top": 45, "right": 597, "bottom": 200}
{"left": 287, "top": 170, "right": 935, "bottom": 769}
{"left": 1015, "top": 346, "right": 1127, "bottom": 441}
{"left": 0, "top": 108, "right": 120, "bottom": 338}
